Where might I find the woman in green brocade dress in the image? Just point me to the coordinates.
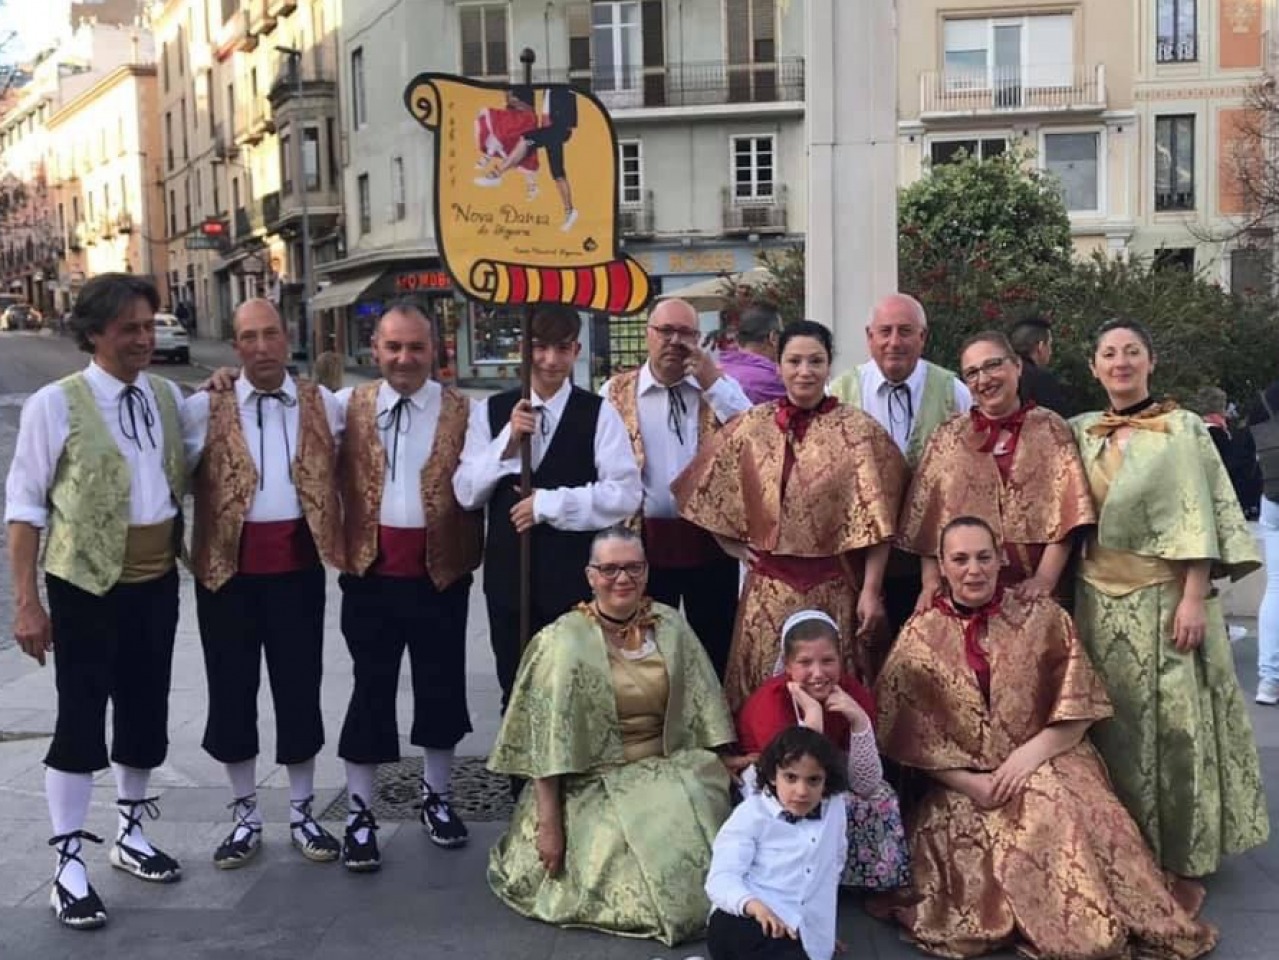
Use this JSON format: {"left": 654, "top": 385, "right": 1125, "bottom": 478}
{"left": 487, "top": 527, "right": 738, "bottom": 945}
{"left": 1072, "top": 319, "right": 1268, "bottom": 877}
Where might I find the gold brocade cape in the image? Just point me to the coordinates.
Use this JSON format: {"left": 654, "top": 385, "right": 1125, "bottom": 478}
{"left": 338, "top": 380, "right": 482, "bottom": 589}
{"left": 873, "top": 595, "right": 1218, "bottom": 960}
{"left": 671, "top": 402, "right": 906, "bottom": 556}
{"left": 877, "top": 593, "right": 1112, "bottom": 770}
{"left": 1071, "top": 408, "right": 1260, "bottom": 580}
{"left": 898, "top": 407, "right": 1095, "bottom": 559}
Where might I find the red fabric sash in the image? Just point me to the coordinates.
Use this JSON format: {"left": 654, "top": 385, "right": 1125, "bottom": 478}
{"left": 238, "top": 519, "right": 320, "bottom": 575}
{"left": 642, "top": 517, "right": 725, "bottom": 570}
{"left": 753, "top": 553, "right": 845, "bottom": 592}
{"left": 932, "top": 588, "right": 1004, "bottom": 701}
{"left": 373, "top": 525, "right": 428, "bottom": 578}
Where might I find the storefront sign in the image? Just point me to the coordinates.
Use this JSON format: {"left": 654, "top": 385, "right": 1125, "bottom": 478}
{"left": 394, "top": 270, "right": 452, "bottom": 293}
{"left": 631, "top": 247, "right": 762, "bottom": 277}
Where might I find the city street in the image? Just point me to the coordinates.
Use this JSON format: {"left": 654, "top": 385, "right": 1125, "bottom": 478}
{"left": 0, "top": 331, "right": 1277, "bottom": 957}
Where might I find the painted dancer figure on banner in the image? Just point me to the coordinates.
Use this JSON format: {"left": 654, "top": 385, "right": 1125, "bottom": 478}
{"left": 405, "top": 73, "right": 650, "bottom": 314}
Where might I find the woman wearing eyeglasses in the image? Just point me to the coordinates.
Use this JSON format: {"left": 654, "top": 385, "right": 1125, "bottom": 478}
{"left": 898, "top": 331, "right": 1095, "bottom": 614}
{"left": 1070, "top": 319, "right": 1266, "bottom": 878}
{"left": 486, "top": 525, "right": 737, "bottom": 945}
{"left": 673, "top": 320, "right": 907, "bottom": 709}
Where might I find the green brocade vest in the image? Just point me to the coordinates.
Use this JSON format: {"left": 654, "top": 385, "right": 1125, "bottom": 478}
{"left": 829, "top": 360, "right": 960, "bottom": 468}
{"left": 43, "top": 372, "right": 186, "bottom": 596}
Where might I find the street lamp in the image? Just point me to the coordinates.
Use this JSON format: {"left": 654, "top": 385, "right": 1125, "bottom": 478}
{"left": 275, "top": 44, "right": 314, "bottom": 377}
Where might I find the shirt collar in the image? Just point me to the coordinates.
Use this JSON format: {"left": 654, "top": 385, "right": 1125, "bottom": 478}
{"left": 638, "top": 361, "right": 699, "bottom": 396}
{"left": 378, "top": 378, "right": 439, "bottom": 413}
{"left": 759, "top": 791, "right": 825, "bottom": 823}
{"left": 85, "top": 360, "right": 146, "bottom": 398}
{"left": 236, "top": 372, "right": 298, "bottom": 407}
{"left": 531, "top": 378, "right": 573, "bottom": 417}
{"left": 867, "top": 358, "right": 926, "bottom": 394}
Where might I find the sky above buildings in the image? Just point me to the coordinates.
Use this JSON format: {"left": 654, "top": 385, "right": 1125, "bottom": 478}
{"left": 0, "top": 0, "right": 72, "bottom": 63}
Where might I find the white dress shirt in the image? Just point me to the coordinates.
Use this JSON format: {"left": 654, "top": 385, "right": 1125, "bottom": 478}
{"left": 600, "top": 364, "right": 750, "bottom": 518}
{"left": 184, "top": 374, "right": 345, "bottom": 522}
{"left": 336, "top": 380, "right": 451, "bottom": 528}
{"left": 452, "top": 379, "right": 642, "bottom": 530}
{"left": 705, "top": 789, "right": 848, "bottom": 960}
{"left": 855, "top": 360, "right": 972, "bottom": 454}
{"left": 5, "top": 362, "right": 197, "bottom": 527}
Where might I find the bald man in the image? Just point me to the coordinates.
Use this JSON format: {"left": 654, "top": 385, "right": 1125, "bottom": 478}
{"left": 185, "top": 299, "right": 346, "bottom": 869}
{"left": 601, "top": 298, "right": 750, "bottom": 675}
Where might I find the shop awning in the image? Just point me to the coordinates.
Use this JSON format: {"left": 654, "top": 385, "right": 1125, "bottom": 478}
{"left": 309, "top": 270, "right": 385, "bottom": 312}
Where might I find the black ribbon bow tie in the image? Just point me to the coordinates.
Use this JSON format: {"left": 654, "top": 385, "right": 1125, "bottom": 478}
{"left": 254, "top": 390, "right": 298, "bottom": 490}
{"left": 118, "top": 384, "right": 157, "bottom": 450}
{"left": 377, "top": 396, "right": 413, "bottom": 481}
{"left": 667, "top": 385, "right": 688, "bottom": 445}
{"left": 779, "top": 806, "right": 823, "bottom": 824}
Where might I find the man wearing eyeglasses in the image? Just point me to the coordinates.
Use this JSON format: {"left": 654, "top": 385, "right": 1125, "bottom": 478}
{"left": 454, "top": 304, "right": 642, "bottom": 716}
{"left": 600, "top": 298, "right": 751, "bottom": 676}
{"left": 828, "top": 293, "right": 970, "bottom": 639}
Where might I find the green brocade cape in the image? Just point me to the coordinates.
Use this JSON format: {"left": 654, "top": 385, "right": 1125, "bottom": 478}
{"left": 488, "top": 603, "right": 735, "bottom": 778}
{"left": 1072, "top": 409, "right": 1260, "bottom": 579}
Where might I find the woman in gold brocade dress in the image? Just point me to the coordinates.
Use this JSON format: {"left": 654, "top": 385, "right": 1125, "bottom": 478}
{"left": 874, "top": 516, "right": 1216, "bottom": 960}
{"left": 1072, "top": 318, "right": 1267, "bottom": 878}
{"left": 486, "top": 527, "right": 738, "bottom": 946}
{"left": 899, "top": 331, "right": 1095, "bottom": 613}
{"left": 673, "top": 320, "right": 907, "bottom": 710}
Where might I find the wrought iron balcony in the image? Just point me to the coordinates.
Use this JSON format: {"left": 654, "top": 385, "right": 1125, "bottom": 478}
{"left": 721, "top": 185, "right": 788, "bottom": 235}
{"left": 566, "top": 58, "right": 804, "bottom": 111}
{"left": 1156, "top": 36, "right": 1197, "bottom": 63}
{"left": 919, "top": 64, "right": 1106, "bottom": 118}
{"left": 619, "top": 191, "right": 655, "bottom": 238}
{"left": 234, "top": 199, "right": 269, "bottom": 239}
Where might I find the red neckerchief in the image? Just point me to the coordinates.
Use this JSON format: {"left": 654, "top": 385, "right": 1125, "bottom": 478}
{"left": 932, "top": 588, "right": 1004, "bottom": 701}
{"left": 969, "top": 401, "right": 1034, "bottom": 455}
{"left": 775, "top": 395, "right": 838, "bottom": 443}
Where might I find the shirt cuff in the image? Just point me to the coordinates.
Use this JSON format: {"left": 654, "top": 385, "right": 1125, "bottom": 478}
{"left": 3, "top": 504, "right": 47, "bottom": 527}
{"left": 533, "top": 488, "right": 564, "bottom": 524}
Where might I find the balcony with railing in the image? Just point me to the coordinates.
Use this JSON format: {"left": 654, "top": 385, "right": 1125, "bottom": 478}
{"left": 1157, "top": 36, "right": 1197, "bottom": 63}
{"left": 919, "top": 64, "right": 1106, "bottom": 118}
{"left": 234, "top": 199, "right": 269, "bottom": 239}
{"left": 619, "top": 191, "right": 655, "bottom": 238}
{"left": 721, "top": 185, "right": 788, "bottom": 235}
{"left": 268, "top": 59, "right": 338, "bottom": 108}
{"left": 245, "top": 97, "right": 274, "bottom": 144}
{"left": 567, "top": 59, "right": 804, "bottom": 112}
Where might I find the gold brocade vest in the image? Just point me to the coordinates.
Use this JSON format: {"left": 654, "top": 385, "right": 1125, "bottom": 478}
{"left": 607, "top": 367, "right": 721, "bottom": 528}
{"left": 830, "top": 360, "right": 961, "bottom": 468}
{"left": 339, "top": 380, "right": 483, "bottom": 589}
{"left": 191, "top": 382, "right": 344, "bottom": 591}
{"left": 44, "top": 372, "right": 186, "bottom": 597}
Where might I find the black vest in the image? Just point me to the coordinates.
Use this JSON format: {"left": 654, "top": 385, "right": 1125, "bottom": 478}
{"left": 484, "top": 386, "right": 601, "bottom": 616}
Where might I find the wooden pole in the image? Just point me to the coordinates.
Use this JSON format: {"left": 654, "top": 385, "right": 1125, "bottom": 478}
{"left": 518, "top": 47, "right": 536, "bottom": 653}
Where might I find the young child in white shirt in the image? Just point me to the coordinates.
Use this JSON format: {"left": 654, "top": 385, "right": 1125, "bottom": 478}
{"left": 704, "top": 726, "right": 849, "bottom": 960}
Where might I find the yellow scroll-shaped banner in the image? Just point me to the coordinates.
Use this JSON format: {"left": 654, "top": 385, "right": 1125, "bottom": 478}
{"left": 404, "top": 73, "right": 652, "bottom": 316}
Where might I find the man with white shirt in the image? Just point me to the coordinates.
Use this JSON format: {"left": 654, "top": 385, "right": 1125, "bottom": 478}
{"left": 185, "top": 299, "right": 345, "bottom": 870}
{"left": 334, "top": 303, "right": 483, "bottom": 869}
{"left": 601, "top": 298, "right": 750, "bottom": 675}
{"left": 828, "top": 293, "right": 971, "bottom": 641}
{"left": 454, "top": 304, "right": 642, "bottom": 715}
{"left": 5, "top": 274, "right": 196, "bottom": 929}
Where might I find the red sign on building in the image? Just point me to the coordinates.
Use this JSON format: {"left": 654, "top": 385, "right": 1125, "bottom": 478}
{"left": 393, "top": 270, "right": 452, "bottom": 293}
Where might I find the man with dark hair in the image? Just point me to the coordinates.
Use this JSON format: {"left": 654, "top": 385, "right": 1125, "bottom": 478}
{"left": 5, "top": 273, "right": 199, "bottom": 929}
{"left": 718, "top": 303, "right": 785, "bottom": 405}
{"left": 454, "top": 304, "right": 641, "bottom": 713}
{"left": 1009, "top": 317, "right": 1072, "bottom": 417}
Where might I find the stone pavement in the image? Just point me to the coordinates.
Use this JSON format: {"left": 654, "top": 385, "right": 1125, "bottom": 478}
{"left": 0, "top": 567, "right": 1278, "bottom": 957}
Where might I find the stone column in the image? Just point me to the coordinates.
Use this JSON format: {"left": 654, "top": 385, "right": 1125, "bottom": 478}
{"left": 805, "top": 0, "right": 898, "bottom": 366}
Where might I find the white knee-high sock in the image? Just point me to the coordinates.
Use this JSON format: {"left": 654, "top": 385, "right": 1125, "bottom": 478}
{"left": 112, "top": 763, "right": 156, "bottom": 855}
{"left": 344, "top": 761, "right": 377, "bottom": 842}
{"left": 224, "top": 760, "right": 261, "bottom": 841}
{"left": 423, "top": 749, "right": 454, "bottom": 799}
{"left": 47, "top": 768, "right": 94, "bottom": 898}
{"left": 287, "top": 758, "right": 316, "bottom": 825}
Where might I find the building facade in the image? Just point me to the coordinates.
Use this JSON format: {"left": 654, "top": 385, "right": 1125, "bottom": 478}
{"left": 332, "top": 0, "right": 805, "bottom": 387}
{"left": 897, "top": 0, "right": 1272, "bottom": 288}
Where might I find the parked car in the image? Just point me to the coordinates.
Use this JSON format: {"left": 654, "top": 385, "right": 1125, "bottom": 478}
{"left": 152, "top": 312, "right": 190, "bottom": 363}
{"left": 0, "top": 304, "right": 41, "bottom": 330}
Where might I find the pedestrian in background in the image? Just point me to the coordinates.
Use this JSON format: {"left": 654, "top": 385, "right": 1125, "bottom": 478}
{"left": 718, "top": 303, "right": 786, "bottom": 405}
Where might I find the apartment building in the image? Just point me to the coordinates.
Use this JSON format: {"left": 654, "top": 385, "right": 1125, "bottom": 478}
{"left": 153, "top": 0, "right": 342, "bottom": 348}
{"left": 897, "top": 0, "right": 1272, "bottom": 288}
{"left": 332, "top": 0, "right": 805, "bottom": 386}
{"left": 45, "top": 61, "right": 168, "bottom": 311}
{"left": 0, "top": 19, "right": 154, "bottom": 312}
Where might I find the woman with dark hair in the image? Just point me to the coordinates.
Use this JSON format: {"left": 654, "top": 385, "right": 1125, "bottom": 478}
{"left": 487, "top": 526, "right": 736, "bottom": 945}
{"left": 874, "top": 516, "right": 1217, "bottom": 960}
{"left": 899, "top": 330, "right": 1095, "bottom": 612}
{"left": 1071, "top": 319, "right": 1267, "bottom": 877}
{"left": 673, "top": 320, "right": 906, "bottom": 709}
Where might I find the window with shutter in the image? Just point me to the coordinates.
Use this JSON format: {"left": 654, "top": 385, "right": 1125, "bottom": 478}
{"left": 567, "top": 4, "right": 593, "bottom": 91}
{"left": 725, "top": 0, "right": 776, "bottom": 103}
{"left": 460, "top": 5, "right": 509, "bottom": 80}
